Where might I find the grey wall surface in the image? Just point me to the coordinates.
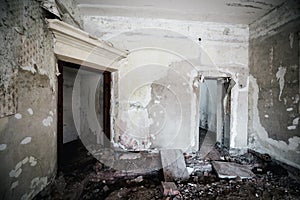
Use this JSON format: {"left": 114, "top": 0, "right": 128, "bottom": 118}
{"left": 0, "top": 0, "right": 83, "bottom": 199}
{"left": 72, "top": 70, "right": 104, "bottom": 149}
{"left": 63, "top": 67, "right": 79, "bottom": 143}
{"left": 248, "top": 0, "right": 300, "bottom": 168}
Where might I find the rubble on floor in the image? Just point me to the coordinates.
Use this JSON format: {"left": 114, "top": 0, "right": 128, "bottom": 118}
{"left": 212, "top": 161, "right": 255, "bottom": 179}
{"left": 34, "top": 144, "right": 300, "bottom": 200}
{"left": 161, "top": 182, "right": 180, "bottom": 196}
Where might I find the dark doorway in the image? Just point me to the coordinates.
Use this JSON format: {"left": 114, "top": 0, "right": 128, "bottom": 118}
{"left": 57, "top": 61, "right": 111, "bottom": 172}
{"left": 198, "top": 78, "right": 232, "bottom": 157}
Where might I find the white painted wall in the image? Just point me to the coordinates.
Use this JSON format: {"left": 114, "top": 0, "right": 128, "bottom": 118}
{"left": 82, "top": 16, "right": 249, "bottom": 151}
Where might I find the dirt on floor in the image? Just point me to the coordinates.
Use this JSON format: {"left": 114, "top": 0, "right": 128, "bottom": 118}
{"left": 34, "top": 143, "right": 300, "bottom": 200}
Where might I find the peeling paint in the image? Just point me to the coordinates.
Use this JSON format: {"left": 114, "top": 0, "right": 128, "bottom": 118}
{"left": 286, "top": 107, "right": 293, "bottom": 112}
{"left": 92, "top": 15, "right": 249, "bottom": 151}
{"left": 38, "top": 68, "right": 47, "bottom": 75}
{"left": 30, "top": 176, "right": 48, "bottom": 190}
{"left": 14, "top": 113, "right": 22, "bottom": 119}
{"left": 275, "top": 66, "right": 286, "bottom": 101}
{"left": 248, "top": 75, "right": 300, "bottom": 169}
{"left": 293, "top": 94, "right": 299, "bottom": 104}
{"left": 288, "top": 136, "right": 300, "bottom": 149}
{"left": 9, "top": 168, "right": 22, "bottom": 178}
{"left": 20, "top": 65, "right": 36, "bottom": 74}
{"left": 293, "top": 117, "right": 299, "bottom": 126}
{"left": 0, "top": 144, "right": 7, "bottom": 151}
{"left": 29, "top": 156, "right": 37, "bottom": 166}
{"left": 22, "top": 157, "right": 29, "bottom": 164}
{"left": 10, "top": 181, "right": 19, "bottom": 190}
{"left": 42, "top": 116, "right": 53, "bottom": 127}
{"left": 27, "top": 108, "right": 33, "bottom": 115}
{"left": 287, "top": 125, "right": 296, "bottom": 130}
{"left": 19, "top": 177, "right": 47, "bottom": 200}
{"left": 20, "top": 137, "right": 32, "bottom": 145}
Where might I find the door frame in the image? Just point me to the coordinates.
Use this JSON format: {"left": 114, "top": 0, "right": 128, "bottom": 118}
{"left": 57, "top": 60, "right": 111, "bottom": 172}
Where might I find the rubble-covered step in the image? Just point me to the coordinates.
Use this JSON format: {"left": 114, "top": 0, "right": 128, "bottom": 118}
{"left": 212, "top": 161, "right": 255, "bottom": 179}
{"left": 160, "top": 149, "right": 189, "bottom": 182}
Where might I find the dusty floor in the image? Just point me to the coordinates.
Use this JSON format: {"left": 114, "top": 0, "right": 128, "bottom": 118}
{"left": 34, "top": 141, "right": 300, "bottom": 200}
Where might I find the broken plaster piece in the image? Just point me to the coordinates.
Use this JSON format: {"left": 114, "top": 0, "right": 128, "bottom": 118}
{"left": 14, "top": 113, "right": 22, "bottom": 119}
{"left": 20, "top": 137, "right": 32, "bottom": 145}
{"left": 0, "top": 144, "right": 7, "bottom": 151}
{"left": 10, "top": 181, "right": 19, "bottom": 190}
{"left": 293, "top": 94, "right": 299, "bottom": 104}
{"left": 29, "top": 156, "right": 37, "bottom": 166}
{"left": 22, "top": 157, "right": 29, "bottom": 164}
{"left": 9, "top": 168, "right": 22, "bottom": 178}
{"left": 42, "top": 116, "right": 53, "bottom": 127}
{"left": 287, "top": 126, "right": 296, "bottom": 130}
{"left": 160, "top": 149, "right": 189, "bottom": 182}
{"left": 21, "top": 65, "right": 36, "bottom": 74}
{"left": 27, "top": 108, "right": 33, "bottom": 115}
{"left": 293, "top": 117, "right": 299, "bottom": 126}
{"left": 212, "top": 161, "right": 255, "bottom": 179}
{"left": 55, "top": 63, "right": 61, "bottom": 76}
{"left": 30, "top": 177, "right": 48, "bottom": 189}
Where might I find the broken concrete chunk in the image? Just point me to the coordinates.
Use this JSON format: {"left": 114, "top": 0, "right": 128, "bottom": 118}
{"left": 161, "top": 182, "right": 180, "bottom": 196}
{"left": 160, "top": 149, "right": 189, "bottom": 181}
{"left": 119, "top": 152, "right": 141, "bottom": 160}
{"left": 204, "top": 148, "right": 221, "bottom": 161}
{"left": 212, "top": 161, "right": 255, "bottom": 179}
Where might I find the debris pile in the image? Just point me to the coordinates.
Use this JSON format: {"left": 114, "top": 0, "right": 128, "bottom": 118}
{"left": 34, "top": 144, "right": 300, "bottom": 200}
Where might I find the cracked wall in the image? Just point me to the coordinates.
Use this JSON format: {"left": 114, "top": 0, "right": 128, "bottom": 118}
{"left": 249, "top": 0, "right": 300, "bottom": 168}
{"left": 0, "top": 0, "right": 82, "bottom": 199}
{"left": 83, "top": 16, "right": 249, "bottom": 152}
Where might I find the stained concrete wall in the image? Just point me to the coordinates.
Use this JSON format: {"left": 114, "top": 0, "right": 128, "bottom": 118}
{"left": 0, "top": 0, "right": 82, "bottom": 199}
{"left": 83, "top": 16, "right": 250, "bottom": 151}
{"left": 248, "top": 0, "right": 300, "bottom": 169}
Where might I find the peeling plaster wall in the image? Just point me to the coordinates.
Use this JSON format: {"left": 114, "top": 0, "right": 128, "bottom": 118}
{"left": 83, "top": 16, "right": 250, "bottom": 151}
{"left": 249, "top": 0, "right": 300, "bottom": 168}
{"left": 0, "top": 0, "right": 83, "bottom": 199}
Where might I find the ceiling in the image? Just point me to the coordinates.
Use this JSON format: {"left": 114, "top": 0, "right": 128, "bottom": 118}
{"left": 77, "top": 0, "right": 286, "bottom": 25}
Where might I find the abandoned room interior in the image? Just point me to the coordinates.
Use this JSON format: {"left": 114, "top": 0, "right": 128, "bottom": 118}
{"left": 0, "top": 0, "right": 300, "bottom": 199}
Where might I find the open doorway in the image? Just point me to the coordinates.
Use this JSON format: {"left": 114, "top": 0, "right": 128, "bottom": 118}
{"left": 57, "top": 61, "right": 111, "bottom": 172}
{"left": 198, "top": 78, "right": 232, "bottom": 157}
